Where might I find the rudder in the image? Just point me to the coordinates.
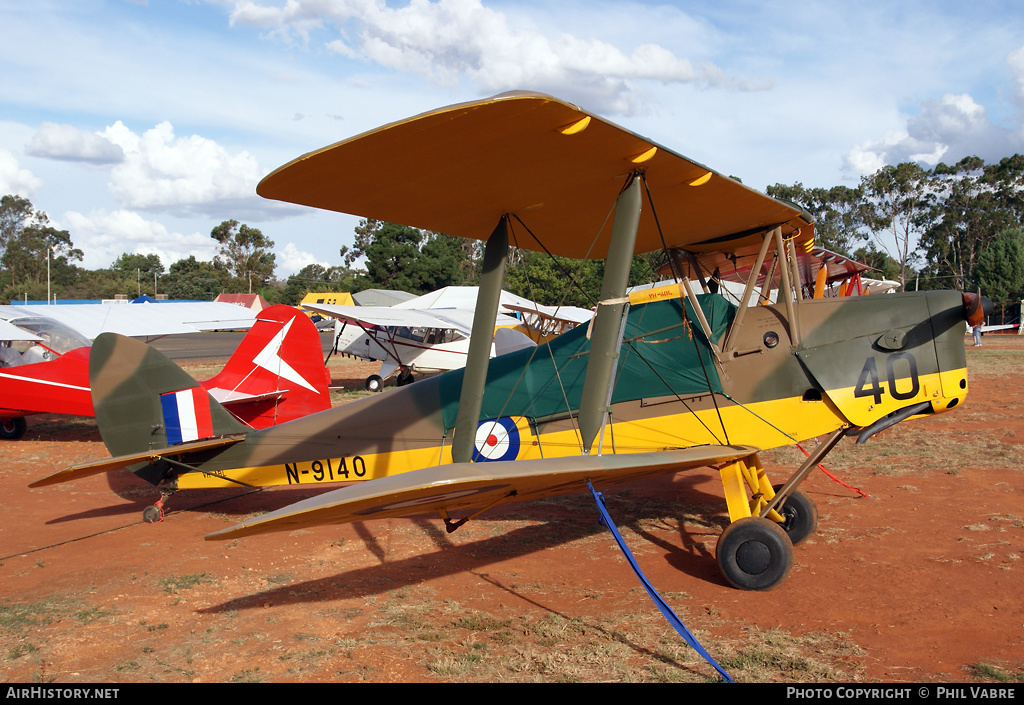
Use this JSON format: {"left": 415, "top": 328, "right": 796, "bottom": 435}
{"left": 90, "top": 333, "right": 251, "bottom": 460}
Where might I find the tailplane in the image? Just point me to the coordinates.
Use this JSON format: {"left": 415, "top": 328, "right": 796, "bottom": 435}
{"left": 201, "top": 304, "right": 331, "bottom": 428}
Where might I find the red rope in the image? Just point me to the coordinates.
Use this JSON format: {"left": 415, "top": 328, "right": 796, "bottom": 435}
{"left": 795, "top": 442, "right": 870, "bottom": 498}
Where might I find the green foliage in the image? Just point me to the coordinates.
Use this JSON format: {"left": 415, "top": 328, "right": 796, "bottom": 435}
{"left": 347, "top": 219, "right": 482, "bottom": 294}
{"left": 211, "top": 219, "right": 276, "bottom": 293}
{"left": 0, "top": 195, "right": 83, "bottom": 302}
{"left": 766, "top": 182, "right": 865, "bottom": 256}
{"left": 974, "top": 228, "right": 1024, "bottom": 302}
{"left": 160, "top": 255, "right": 231, "bottom": 300}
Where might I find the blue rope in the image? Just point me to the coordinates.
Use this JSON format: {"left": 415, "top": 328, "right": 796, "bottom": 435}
{"left": 586, "top": 481, "right": 733, "bottom": 683}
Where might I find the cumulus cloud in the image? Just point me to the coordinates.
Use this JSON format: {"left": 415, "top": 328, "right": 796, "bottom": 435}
{"left": 26, "top": 123, "right": 124, "bottom": 164}
{"left": 62, "top": 209, "right": 218, "bottom": 271}
{"left": 276, "top": 241, "right": 331, "bottom": 276}
{"left": 0, "top": 149, "right": 42, "bottom": 196}
{"left": 843, "top": 92, "right": 1023, "bottom": 177}
{"left": 100, "top": 121, "right": 264, "bottom": 216}
{"left": 229, "top": 0, "right": 767, "bottom": 114}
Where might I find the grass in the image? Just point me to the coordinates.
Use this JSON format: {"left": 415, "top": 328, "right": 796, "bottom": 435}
{"left": 154, "top": 572, "right": 216, "bottom": 594}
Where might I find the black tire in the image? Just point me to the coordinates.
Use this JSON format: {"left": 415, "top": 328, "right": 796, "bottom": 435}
{"left": 716, "top": 517, "right": 794, "bottom": 591}
{"left": 142, "top": 505, "right": 162, "bottom": 524}
{"left": 0, "top": 417, "right": 27, "bottom": 440}
{"left": 772, "top": 484, "right": 818, "bottom": 545}
{"left": 396, "top": 369, "right": 415, "bottom": 386}
{"left": 365, "top": 374, "right": 384, "bottom": 392}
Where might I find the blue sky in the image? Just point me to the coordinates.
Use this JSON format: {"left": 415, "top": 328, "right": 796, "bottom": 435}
{"left": 2, "top": 0, "right": 1023, "bottom": 276}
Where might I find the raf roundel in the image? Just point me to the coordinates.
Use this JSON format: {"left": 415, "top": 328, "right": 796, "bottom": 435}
{"left": 473, "top": 418, "right": 521, "bottom": 462}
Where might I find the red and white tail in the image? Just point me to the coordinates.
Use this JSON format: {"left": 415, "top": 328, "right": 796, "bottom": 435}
{"left": 201, "top": 305, "right": 331, "bottom": 428}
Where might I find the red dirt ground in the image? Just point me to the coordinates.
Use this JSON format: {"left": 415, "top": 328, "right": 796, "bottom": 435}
{"left": 1, "top": 344, "right": 1022, "bottom": 683}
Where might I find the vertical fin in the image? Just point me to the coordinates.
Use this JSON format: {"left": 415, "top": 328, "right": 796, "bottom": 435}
{"left": 89, "top": 333, "right": 250, "bottom": 459}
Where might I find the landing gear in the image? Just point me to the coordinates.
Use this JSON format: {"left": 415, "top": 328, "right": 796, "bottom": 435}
{"left": 716, "top": 517, "right": 794, "bottom": 591}
{"left": 142, "top": 503, "right": 163, "bottom": 523}
{"left": 0, "top": 416, "right": 26, "bottom": 440}
{"left": 396, "top": 368, "right": 415, "bottom": 386}
{"left": 142, "top": 480, "right": 176, "bottom": 523}
{"left": 365, "top": 374, "right": 383, "bottom": 392}
{"left": 773, "top": 484, "right": 818, "bottom": 545}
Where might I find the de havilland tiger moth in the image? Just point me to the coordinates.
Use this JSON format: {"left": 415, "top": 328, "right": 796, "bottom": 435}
{"left": 31, "top": 92, "right": 983, "bottom": 590}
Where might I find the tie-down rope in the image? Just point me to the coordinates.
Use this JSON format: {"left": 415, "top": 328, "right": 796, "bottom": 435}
{"left": 586, "top": 481, "right": 732, "bottom": 683}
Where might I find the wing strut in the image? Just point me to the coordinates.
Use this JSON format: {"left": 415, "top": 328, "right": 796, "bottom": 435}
{"left": 452, "top": 216, "right": 510, "bottom": 463}
{"left": 579, "top": 176, "right": 643, "bottom": 454}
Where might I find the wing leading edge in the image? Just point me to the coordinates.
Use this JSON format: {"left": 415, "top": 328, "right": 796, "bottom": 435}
{"left": 205, "top": 444, "right": 759, "bottom": 541}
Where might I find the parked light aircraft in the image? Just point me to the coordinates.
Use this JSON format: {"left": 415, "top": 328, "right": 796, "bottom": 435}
{"left": 307, "top": 287, "right": 545, "bottom": 390}
{"left": 1, "top": 304, "right": 329, "bottom": 441}
{"left": 32, "top": 92, "right": 984, "bottom": 590}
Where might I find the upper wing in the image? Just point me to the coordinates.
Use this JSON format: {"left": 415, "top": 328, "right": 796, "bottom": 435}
{"left": 502, "top": 302, "right": 594, "bottom": 325}
{"left": 306, "top": 303, "right": 522, "bottom": 334}
{"left": 304, "top": 303, "right": 477, "bottom": 335}
{"left": 205, "top": 445, "right": 758, "bottom": 541}
{"left": 257, "top": 91, "right": 812, "bottom": 260}
{"left": 0, "top": 302, "right": 257, "bottom": 340}
{"left": 662, "top": 245, "right": 869, "bottom": 290}
{"left": 0, "top": 317, "right": 43, "bottom": 342}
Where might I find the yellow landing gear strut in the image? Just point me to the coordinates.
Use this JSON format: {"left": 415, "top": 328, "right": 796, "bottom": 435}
{"left": 714, "top": 429, "right": 842, "bottom": 590}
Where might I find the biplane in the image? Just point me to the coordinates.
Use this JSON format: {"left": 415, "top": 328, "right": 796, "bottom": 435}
{"left": 2, "top": 304, "right": 329, "bottom": 441}
{"left": 31, "top": 92, "right": 982, "bottom": 590}
{"left": 307, "top": 289, "right": 536, "bottom": 391}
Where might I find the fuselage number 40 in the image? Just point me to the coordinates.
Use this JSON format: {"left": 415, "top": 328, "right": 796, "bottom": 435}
{"left": 853, "top": 352, "right": 920, "bottom": 405}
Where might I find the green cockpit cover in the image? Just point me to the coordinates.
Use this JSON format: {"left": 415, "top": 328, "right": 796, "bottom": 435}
{"left": 438, "top": 293, "right": 736, "bottom": 429}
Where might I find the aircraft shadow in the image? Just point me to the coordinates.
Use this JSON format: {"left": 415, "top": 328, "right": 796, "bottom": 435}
{"left": 199, "top": 474, "right": 733, "bottom": 617}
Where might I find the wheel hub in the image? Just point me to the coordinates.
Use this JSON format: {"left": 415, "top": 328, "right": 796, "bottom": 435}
{"left": 735, "top": 539, "right": 771, "bottom": 575}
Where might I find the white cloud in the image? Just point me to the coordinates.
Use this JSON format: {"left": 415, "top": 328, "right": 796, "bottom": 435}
{"left": 0, "top": 148, "right": 42, "bottom": 196}
{"left": 1009, "top": 45, "right": 1024, "bottom": 106}
{"left": 101, "top": 121, "right": 264, "bottom": 216}
{"left": 843, "top": 93, "right": 1022, "bottom": 177}
{"left": 276, "top": 241, "right": 330, "bottom": 277}
{"left": 26, "top": 123, "right": 124, "bottom": 164}
{"left": 61, "top": 209, "right": 217, "bottom": 271}
{"left": 231, "top": 0, "right": 766, "bottom": 114}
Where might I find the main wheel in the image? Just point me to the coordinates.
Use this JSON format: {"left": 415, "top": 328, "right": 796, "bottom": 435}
{"left": 396, "top": 369, "right": 415, "bottom": 386}
{"left": 772, "top": 484, "right": 818, "bottom": 545}
{"left": 0, "top": 417, "right": 27, "bottom": 440}
{"left": 365, "top": 374, "right": 383, "bottom": 392}
{"left": 716, "top": 517, "right": 794, "bottom": 591}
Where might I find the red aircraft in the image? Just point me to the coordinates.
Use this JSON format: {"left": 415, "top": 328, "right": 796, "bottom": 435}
{"left": 0, "top": 304, "right": 331, "bottom": 439}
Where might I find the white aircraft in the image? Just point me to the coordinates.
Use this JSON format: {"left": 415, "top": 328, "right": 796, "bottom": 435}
{"left": 306, "top": 291, "right": 540, "bottom": 391}
{"left": 0, "top": 301, "right": 257, "bottom": 341}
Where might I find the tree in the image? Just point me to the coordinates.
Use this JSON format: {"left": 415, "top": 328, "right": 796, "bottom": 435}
{"left": 161, "top": 255, "right": 231, "bottom": 300}
{"left": 0, "top": 195, "right": 36, "bottom": 262}
{"left": 766, "top": 182, "right": 865, "bottom": 256}
{"left": 858, "top": 163, "right": 934, "bottom": 290}
{"left": 210, "top": 220, "right": 276, "bottom": 293}
{"left": 109, "top": 252, "right": 165, "bottom": 297}
{"left": 0, "top": 198, "right": 82, "bottom": 301}
{"left": 346, "top": 220, "right": 483, "bottom": 294}
{"left": 973, "top": 228, "right": 1024, "bottom": 302}
{"left": 505, "top": 249, "right": 604, "bottom": 308}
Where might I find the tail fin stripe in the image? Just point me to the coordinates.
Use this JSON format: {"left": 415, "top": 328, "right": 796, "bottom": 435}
{"left": 161, "top": 387, "right": 214, "bottom": 444}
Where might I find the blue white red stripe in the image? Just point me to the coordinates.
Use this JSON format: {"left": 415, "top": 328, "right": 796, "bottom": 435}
{"left": 160, "top": 387, "right": 214, "bottom": 444}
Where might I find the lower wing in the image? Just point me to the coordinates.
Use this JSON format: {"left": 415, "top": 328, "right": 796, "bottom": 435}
{"left": 205, "top": 444, "right": 759, "bottom": 541}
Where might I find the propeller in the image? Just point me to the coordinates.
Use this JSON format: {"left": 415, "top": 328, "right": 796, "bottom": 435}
{"left": 962, "top": 290, "right": 994, "bottom": 327}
